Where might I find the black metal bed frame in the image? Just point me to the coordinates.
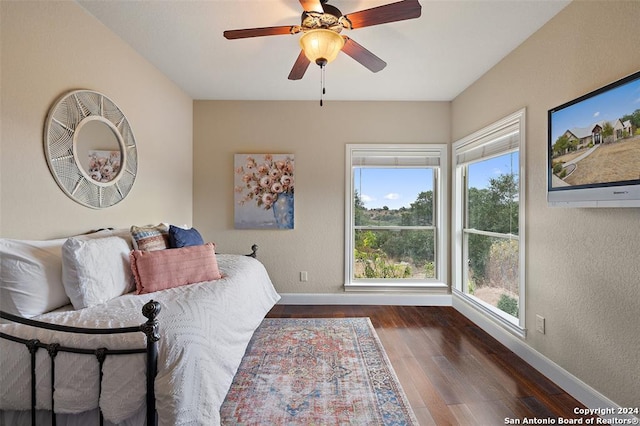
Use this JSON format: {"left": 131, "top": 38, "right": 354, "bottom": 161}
{"left": 0, "top": 300, "right": 161, "bottom": 426}
{"left": 0, "top": 243, "right": 260, "bottom": 426}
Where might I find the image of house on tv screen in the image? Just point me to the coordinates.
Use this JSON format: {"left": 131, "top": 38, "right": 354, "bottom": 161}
{"left": 549, "top": 73, "right": 640, "bottom": 189}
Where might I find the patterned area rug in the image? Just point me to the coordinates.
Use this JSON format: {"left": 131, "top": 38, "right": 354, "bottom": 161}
{"left": 220, "top": 318, "right": 417, "bottom": 425}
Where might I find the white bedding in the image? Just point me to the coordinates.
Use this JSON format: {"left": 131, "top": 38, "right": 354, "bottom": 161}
{"left": 0, "top": 254, "right": 280, "bottom": 425}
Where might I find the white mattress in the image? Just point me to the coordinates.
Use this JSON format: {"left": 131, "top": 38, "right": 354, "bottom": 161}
{"left": 0, "top": 254, "right": 280, "bottom": 425}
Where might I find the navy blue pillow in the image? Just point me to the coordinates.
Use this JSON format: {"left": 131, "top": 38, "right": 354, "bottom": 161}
{"left": 168, "top": 225, "right": 204, "bottom": 248}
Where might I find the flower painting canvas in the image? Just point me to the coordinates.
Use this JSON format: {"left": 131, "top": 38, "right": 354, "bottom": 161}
{"left": 234, "top": 154, "right": 294, "bottom": 229}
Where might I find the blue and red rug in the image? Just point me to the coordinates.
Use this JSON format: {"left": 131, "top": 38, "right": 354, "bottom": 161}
{"left": 220, "top": 318, "right": 417, "bottom": 425}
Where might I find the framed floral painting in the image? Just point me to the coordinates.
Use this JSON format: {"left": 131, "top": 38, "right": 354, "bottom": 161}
{"left": 234, "top": 154, "right": 294, "bottom": 229}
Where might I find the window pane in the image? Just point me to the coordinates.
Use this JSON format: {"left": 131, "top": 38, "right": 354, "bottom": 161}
{"left": 355, "top": 229, "right": 435, "bottom": 279}
{"left": 466, "top": 232, "right": 519, "bottom": 317}
{"left": 467, "top": 152, "right": 519, "bottom": 235}
{"left": 354, "top": 168, "right": 434, "bottom": 226}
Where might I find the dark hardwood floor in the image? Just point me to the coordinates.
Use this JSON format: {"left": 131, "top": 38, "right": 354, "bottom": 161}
{"left": 266, "top": 305, "right": 593, "bottom": 425}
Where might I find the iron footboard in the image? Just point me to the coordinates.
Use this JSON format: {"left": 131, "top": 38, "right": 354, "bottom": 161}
{"left": 0, "top": 300, "right": 161, "bottom": 426}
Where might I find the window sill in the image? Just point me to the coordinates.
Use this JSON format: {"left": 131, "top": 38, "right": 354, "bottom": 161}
{"left": 345, "top": 281, "right": 448, "bottom": 293}
{"left": 452, "top": 289, "right": 526, "bottom": 338}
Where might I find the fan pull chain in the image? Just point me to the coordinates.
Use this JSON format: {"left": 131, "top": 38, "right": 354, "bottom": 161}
{"left": 320, "top": 63, "right": 326, "bottom": 107}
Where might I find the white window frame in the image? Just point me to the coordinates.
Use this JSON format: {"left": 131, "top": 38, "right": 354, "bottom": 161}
{"left": 344, "top": 143, "right": 448, "bottom": 292}
{"left": 452, "top": 109, "right": 527, "bottom": 337}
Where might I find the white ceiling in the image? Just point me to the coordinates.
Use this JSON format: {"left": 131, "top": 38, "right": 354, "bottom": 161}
{"left": 76, "top": 0, "right": 570, "bottom": 101}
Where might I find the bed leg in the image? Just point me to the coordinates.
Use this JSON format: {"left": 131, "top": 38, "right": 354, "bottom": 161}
{"left": 95, "top": 348, "right": 107, "bottom": 426}
{"left": 141, "top": 300, "right": 161, "bottom": 426}
{"left": 26, "top": 339, "right": 40, "bottom": 426}
{"left": 47, "top": 343, "right": 60, "bottom": 426}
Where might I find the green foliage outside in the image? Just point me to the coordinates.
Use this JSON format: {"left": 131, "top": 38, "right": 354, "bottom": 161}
{"left": 467, "top": 173, "right": 518, "bottom": 284}
{"left": 353, "top": 190, "right": 435, "bottom": 279}
{"left": 423, "top": 261, "right": 435, "bottom": 278}
{"left": 354, "top": 230, "right": 412, "bottom": 278}
{"left": 352, "top": 168, "right": 520, "bottom": 319}
{"left": 357, "top": 250, "right": 412, "bottom": 278}
{"left": 465, "top": 172, "right": 520, "bottom": 318}
{"left": 467, "top": 279, "right": 475, "bottom": 295}
{"left": 497, "top": 294, "right": 519, "bottom": 317}
{"left": 487, "top": 239, "right": 519, "bottom": 295}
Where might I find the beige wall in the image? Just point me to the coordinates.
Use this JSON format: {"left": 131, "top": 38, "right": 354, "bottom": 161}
{"left": 452, "top": 1, "right": 640, "bottom": 408}
{"left": 0, "top": 1, "right": 193, "bottom": 239}
{"left": 193, "top": 101, "right": 450, "bottom": 293}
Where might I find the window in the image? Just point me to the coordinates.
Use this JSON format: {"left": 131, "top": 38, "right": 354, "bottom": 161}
{"left": 345, "top": 144, "right": 447, "bottom": 290}
{"left": 452, "top": 109, "right": 526, "bottom": 335}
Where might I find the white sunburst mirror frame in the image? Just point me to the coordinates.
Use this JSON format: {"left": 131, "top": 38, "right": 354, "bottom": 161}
{"left": 44, "top": 90, "right": 138, "bottom": 209}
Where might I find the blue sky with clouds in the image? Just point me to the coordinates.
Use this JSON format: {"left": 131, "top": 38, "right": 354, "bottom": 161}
{"left": 355, "top": 168, "right": 432, "bottom": 210}
{"left": 355, "top": 152, "right": 518, "bottom": 210}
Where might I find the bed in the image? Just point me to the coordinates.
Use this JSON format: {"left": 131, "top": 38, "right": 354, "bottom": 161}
{"left": 0, "top": 226, "right": 281, "bottom": 425}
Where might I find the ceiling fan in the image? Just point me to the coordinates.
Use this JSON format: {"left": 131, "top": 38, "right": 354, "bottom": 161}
{"left": 223, "top": 0, "right": 422, "bottom": 81}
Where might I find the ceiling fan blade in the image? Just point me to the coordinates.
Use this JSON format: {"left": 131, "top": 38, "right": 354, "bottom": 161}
{"left": 288, "top": 50, "right": 311, "bottom": 80}
{"left": 342, "top": 0, "right": 421, "bottom": 29}
{"left": 223, "top": 25, "right": 301, "bottom": 40}
{"left": 299, "top": 0, "right": 324, "bottom": 13}
{"left": 341, "top": 37, "right": 387, "bottom": 73}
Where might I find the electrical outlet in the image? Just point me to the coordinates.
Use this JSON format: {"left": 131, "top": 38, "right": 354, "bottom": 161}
{"left": 300, "top": 271, "right": 308, "bottom": 282}
{"left": 536, "top": 314, "right": 545, "bottom": 334}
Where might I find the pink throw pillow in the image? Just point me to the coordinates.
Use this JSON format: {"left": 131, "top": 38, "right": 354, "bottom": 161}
{"left": 130, "top": 243, "right": 222, "bottom": 294}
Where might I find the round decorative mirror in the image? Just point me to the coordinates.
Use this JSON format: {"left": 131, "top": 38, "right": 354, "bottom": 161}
{"left": 44, "top": 90, "right": 137, "bottom": 208}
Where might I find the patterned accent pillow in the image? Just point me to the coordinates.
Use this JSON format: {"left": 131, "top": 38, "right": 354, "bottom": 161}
{"left": 168, "top": 225, "right": 204, "bottom": 248}
{"left": 130, "top": 224, "right": 169, "bottom": 251}
{"left": 130, "top": 242, "right": 222, "bottom": 294}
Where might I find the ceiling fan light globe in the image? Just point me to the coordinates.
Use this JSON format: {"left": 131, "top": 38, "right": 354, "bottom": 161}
{"left": 299, "top": 29, "right": 344, "bottom": 65}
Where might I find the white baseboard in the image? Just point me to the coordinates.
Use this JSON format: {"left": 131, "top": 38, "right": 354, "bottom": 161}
{"left": 277, "top": 291, "right": 635, "bottom": 421}
{"left": 452, "top": 293, "right": 636, "bottom": 422}
{"left": 278, "top": 292, "right": 452, "bottom": 306}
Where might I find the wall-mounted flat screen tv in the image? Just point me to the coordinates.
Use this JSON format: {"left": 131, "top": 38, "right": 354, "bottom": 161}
{"left": 548, "top": 70, "right": 640, "bottom": 207}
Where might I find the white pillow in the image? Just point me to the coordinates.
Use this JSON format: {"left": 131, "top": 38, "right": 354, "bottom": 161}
{"left": 62, "top": 235, "right": 134, "bottom": 310}
{"left": 0, "top": 238, "right": 69, "bottom": 318}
